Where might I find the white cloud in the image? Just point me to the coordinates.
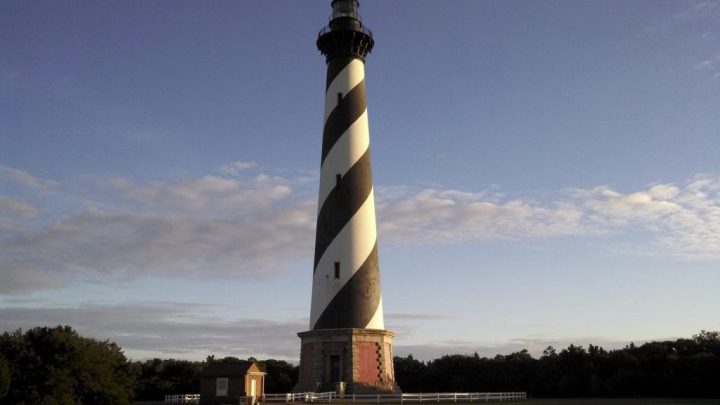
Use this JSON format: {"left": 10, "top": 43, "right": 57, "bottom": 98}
{"left": 393, "top": 337, "right": 635, "bottom": 361}
{"left": 1, "top": 166, "right": 315, "bottom": 294}
{"left": 695, "top": 60, "right": 714, "bottom": 70}
{"left": 2, "top": 165, "right": 720, "bottom": 295}
{"left": 0, "top": 303, "right": 305, "bottom": 361}
{"left": 378, "top": 176, "right": 720, "bottom": 260}
{"left": 0, "top": 166, "right": 59, "bottom": 191}
{"left": 0, "top": 265, "right": 63, "bottom": 294}
{"left": 579, "top": 186, "right": 682, "bottom": 225}
{"left": 113, "top": 174, "right": 291, "bottom": 216}
{"left": 219, "top": 160, "right": 257, "bottom": 175}
{"left": 0, "top": 197, "right": 41, "bottom": 219}
{"left": 694, "top": 0, "right": 720, "bottom": 14}
{"left": 377, "top": 189, "right": 586, "bottom": 246}
{"left": 673, "top": 0, "right": 720, "bottom": 22}
{"left": 694, "top": 54, "right": 720, "bottom": 81}
{"left": 0, "top": 303, "right": 686, "bottom": 362}
{"left": 0, "top": 204, "right": 315, "bottom": 292}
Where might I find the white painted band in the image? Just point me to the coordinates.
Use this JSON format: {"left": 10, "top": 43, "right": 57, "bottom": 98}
{"left": 309, "top": 190, "right": 378, "bottom": 329}
{"left": 324, "top": 59, "right": 365, "bottom": 123}
{"left": 317, "top": 110, "right": 370, "bottom": 210}
{"left": 366, "top": 297, "right": 384, "bottom": 330}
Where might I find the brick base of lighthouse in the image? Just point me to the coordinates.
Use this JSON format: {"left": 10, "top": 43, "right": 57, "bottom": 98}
{"left": 295, "top": 329, "right": 400, "bottom": 394}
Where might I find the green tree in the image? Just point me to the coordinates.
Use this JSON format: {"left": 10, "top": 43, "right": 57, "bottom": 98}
{"left": 393, "top": 355, "right": 428, "bottom": 392}
{"left": 257, "top": 359, "right": 298, "bottom": 393}
{"left": 0, "top": 325, "right": 135, "bottom": 405}
{"left": 133, "top": 358, "right": 204, "bottom": 400}
{"left": 0, "top": 354, "right": 10, "bottom": 398}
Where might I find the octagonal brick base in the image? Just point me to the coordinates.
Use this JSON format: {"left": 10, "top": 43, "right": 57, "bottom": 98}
{"left": 294, "top": 328, "right": 400, "bottom": 394}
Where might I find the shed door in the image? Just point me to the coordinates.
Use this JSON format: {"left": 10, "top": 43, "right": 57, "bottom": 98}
{"left": 216, "top": 378, "right": 228, "bottom": 396}
{"left": 250, "top": 378, "right": 256, "bottom": 396}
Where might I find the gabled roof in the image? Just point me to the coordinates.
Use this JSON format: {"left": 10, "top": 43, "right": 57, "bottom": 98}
{"left": 202, "top": 360, "right": 258, "bottom": 377}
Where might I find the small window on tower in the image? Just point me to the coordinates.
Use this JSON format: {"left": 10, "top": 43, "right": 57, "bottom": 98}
{"left": 336, "top": 174, "right": 342, "bottom": 187}
{"left": 337, "top": 92, "right": 343, "bottom": 105}
{"left": 334, "top": 262, "right": 340, "bottom": 279}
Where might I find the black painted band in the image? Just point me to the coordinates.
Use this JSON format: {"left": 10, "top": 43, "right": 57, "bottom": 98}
{"left": 313, "top": 243, "right": 381, "bottom": 330}
{"left": 313, "top": 148, "right": 373, "bottom": 270}
{"left": 321, "top": 80, "right": 367, "bottom": 164}
{"left": 326, "top": 57, "right": 356, "bottom": 91}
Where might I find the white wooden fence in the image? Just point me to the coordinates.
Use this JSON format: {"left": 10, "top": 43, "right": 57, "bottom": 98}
{"left": 165, "top": 393, "right": 201, "bottom": 403}
{"left": 263, "top": 392, "right": 527, "bottom": 403}
{"left": 165, "top": 392, "right": 527, "bottom": 404}
{"left": 264, "top": 392, "right": 337, "bottom": 402}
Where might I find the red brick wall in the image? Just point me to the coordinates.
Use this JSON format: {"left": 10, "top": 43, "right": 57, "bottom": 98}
{"left": 357, "top": 342, "right": 380, "bottom": 383}
{"left": 384, "top": 343, "right": 395, "bottom": 381}
{"left": 300, "top": 343, "right": 315, "bottom": 386}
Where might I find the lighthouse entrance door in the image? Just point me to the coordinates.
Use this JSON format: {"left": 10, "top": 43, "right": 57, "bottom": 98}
{"left": 329, "top": 355, "right": 341, "bottom": 383}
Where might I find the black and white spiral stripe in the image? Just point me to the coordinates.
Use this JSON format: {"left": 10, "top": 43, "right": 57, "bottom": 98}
{"left": 309, "top": 55, "right": 384, "bottom": 331}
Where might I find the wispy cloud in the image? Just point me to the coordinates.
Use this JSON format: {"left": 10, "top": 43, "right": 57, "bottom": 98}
{"left": 673, "top": 0, "right": 720, "bottom": 22}
{"left": 1, "top": 165, "right": 316, "bottom": 294}
{"left": 394, "top": 335, "right": 637, "bottom": 361}
{"left": 0, "top": 302, "right": 642, "bottom": 361}
{"left": 112, "top": 174, "right": 292, "bottom": 215}
{"left": 0, "top": 303, "right": 305, "bottom": 361}
{"left": 2, "top": 165, "right": 720, "bottom": 295}
{"left": 694, "top": 53, "right": 720, "bottom": 81}
{"left": 385, "top": 313, "right": 452, "bottom": 321}
{"left": 219, "top": 161, "right": 258, "bottom": 175}
{"left": 377, "top": 189, "right": 586, "bottom": 246}
{"left": 694, "top": 56, "right": 718, "bottom": 71}
{"left": 0, "top": 197, "right": 41, "bottom": 220}
{"left": 0, "top": 166, "right": 59, "bottom": 191}
{"left": 378, "top": 175, "right": 720, "bottom": 260}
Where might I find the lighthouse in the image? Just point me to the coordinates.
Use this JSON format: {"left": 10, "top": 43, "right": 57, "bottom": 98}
{"left": 295, "top": 0, "right": 399, "bottom": 394}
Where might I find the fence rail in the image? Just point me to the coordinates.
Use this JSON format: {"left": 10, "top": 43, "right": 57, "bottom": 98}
{"left": 165, "top": 392, "right": 527, "bottom": 404}
{"left": 165, "top": 393, "right": 200, "bottom": 403}
{"left": 264, "top": 392, "right": 527, "bottom": 403}
{"left": 265, "top": 392, "right": 337, "bottom": 402}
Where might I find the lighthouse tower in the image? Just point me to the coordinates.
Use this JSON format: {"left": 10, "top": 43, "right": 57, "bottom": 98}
{"left": 296, "top": 0, "right": 399, "bottom": 394}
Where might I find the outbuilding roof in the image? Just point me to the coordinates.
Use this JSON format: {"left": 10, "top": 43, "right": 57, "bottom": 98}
{"left": 201, "top": 360, "right": 259, "bottom": 377}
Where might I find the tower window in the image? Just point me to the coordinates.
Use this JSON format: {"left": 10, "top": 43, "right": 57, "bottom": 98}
{"left": 336, "top": 174, "right": 342, "bottom": 187}
{"left": 337, "top": 92, "right": 343, "bottom": 105}
{"left": 334, "top": 262, "right": 340, "bottom": 279}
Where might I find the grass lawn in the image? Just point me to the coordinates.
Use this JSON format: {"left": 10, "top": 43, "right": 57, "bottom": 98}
{"left": 491, "top": 400, "right": 719, "bottom": 405}
{"left": 326, "top": 400, "right": 719, "bottom": 405}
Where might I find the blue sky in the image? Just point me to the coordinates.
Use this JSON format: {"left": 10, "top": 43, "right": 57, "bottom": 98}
{"left": 1, "top": 0, "right": 720, "bottom": 361}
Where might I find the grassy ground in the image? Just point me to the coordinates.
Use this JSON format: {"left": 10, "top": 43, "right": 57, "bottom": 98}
{"left": 325, "top": 400, "right": 719, "bottom": 405}
{"left": 134, "top": 399, "right": 720, "bottom": 405}
{"left": 491, "top": 400, "right": 719, "bottom": 405}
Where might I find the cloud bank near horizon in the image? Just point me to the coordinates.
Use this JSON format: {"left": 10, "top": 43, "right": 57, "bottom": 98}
{"left": 1, "top": 164, "right": 720, "bottom": 294}
{"left": 0, "top": 302, "right": 649, "bottom": 362}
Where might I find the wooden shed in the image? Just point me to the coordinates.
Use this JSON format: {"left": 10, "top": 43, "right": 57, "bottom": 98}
{"left": 200, "top": 360, "right": 265, "bottom": 405}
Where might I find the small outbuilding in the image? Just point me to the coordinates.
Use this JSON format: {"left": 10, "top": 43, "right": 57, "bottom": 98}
{"left": 200, "top": 360, "right": 265, "bottom": 405}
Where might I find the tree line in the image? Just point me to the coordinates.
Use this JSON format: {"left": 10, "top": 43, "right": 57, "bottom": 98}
{"left": 0, "top": 326, "right": 718, "bottom": 403}
{"left": 394, "top": 331, "right": 720, "bottom": 398}
{"left": 0, "top": 326, "right": 297, "bottom": 404}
